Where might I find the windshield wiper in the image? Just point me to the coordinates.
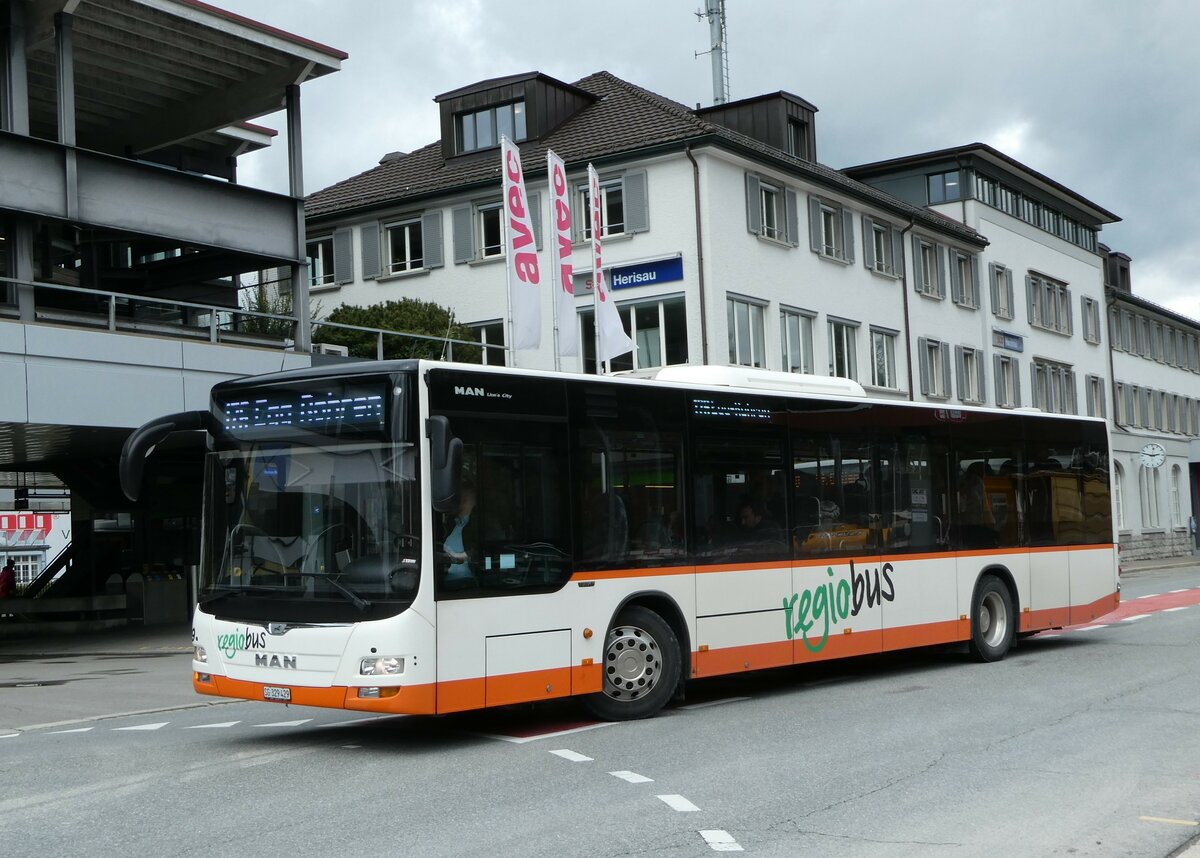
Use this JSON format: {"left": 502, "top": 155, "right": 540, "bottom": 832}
{"left": 287, "top": 571, "right": 372, "bottom": 612}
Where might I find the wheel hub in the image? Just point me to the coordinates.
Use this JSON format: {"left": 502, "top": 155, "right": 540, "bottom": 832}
{"left": 603, "top": 625, "right": 661, "bottom": 700}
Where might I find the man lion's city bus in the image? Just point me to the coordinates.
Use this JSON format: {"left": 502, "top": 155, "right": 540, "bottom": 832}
{"left": 120, "top": 361, "right": 1118, "bottom": 721}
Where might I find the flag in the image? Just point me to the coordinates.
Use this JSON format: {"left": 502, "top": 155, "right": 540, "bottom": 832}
{"left": 547, "top": 150, "right": 578, "bottom": 357}
{"left": 501, "top": 135, "right": 541, "bottom": 350}
{"left": 588, "top": 163, "right": 634, "bottom": 365}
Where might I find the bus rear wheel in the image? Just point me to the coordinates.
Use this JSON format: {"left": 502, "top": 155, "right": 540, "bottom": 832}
{"left": 584, "top": 605, "right": 680, "bottom": 721}
{"left": 969, "top": 575, "right": 1015, "bottom": 662}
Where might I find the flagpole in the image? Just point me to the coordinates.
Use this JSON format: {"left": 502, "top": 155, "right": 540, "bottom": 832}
{"left": 500, "top": 135, "right": 517, "bottom": 369}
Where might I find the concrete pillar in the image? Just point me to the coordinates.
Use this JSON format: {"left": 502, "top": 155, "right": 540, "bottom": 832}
{"left": 4, "top": 4, "right": 34, "bottom": 319}
{"left": 286, "top": 84, "right": 311, "bottom": 352}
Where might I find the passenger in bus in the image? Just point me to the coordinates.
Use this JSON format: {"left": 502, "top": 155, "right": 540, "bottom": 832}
{"left": 956, "top": 462, "right": 997, "bottom": 548}
{"left": 738, "top": 500, "right": 783, "bottom": 545}
{"left": 443, "top": 479, "right": 477, "bottom": 583}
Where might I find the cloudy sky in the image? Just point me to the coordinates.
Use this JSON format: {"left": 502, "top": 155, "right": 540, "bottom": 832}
{"left": 222, "top": 0, "right": 1199, "bottom": 320}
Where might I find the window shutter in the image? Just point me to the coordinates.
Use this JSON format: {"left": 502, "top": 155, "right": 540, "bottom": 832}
{"left": 785, "top": 188, "right": 800, "bottom": 247}
{"left": 940, "top": 342, "right": 952, "bottom": 398}
{"left": 808, "top": 195, "right": 822, "bottom": 252}
{"left": 861, "top": 217, "right": 875, "bottom": 270}
{"left": 422, "top": 211, "right": 444, "bottom": 269}
{"left": 955, "top": 346, "right": 967, "bottom": 402}
{"left": 989, "top": 262, "right": 999, "bottom": 312}
{"left": 745, "top": 174, "right": 762, "bottom": 235}
{"left": 1086, "top": 375, "right": 1095, "bottom": 416}
{"left": 1005, "top": 273, "right": 1014, "bottom": 319}
{"left": 841, "top": 208, "right": 855, "bottom": 263}
{"left": 1064, "top": 288, "right": 1074, "bottom": 335}
{"left": 890, "top": 227, "right": 904, "bottom": 278}
{"left": 1012, "top": 359, "right": 1022, "bottom": 407}
{"left": 935, "top": 244, "right": 946, "bottom": 298}
{"left": 1030, "top": 363, "right": 1039, "bottom": 410}
{"left": 911, "top": 235, "right": 923, "bottom": 291}
{"left": 970, "top": 255, "right": 981, "bottom": 307}
{"left": 452, "top": 204, "right": 475, "bottom": 264}
{"left": 360, "top": 222, "right": 381, "bottom": 281}
{"left": 623, "top": 171, "right": 648, "bottom": 234}
{"left": 976, "top": 354, "right": 986, "bottom": 405}
{"left": 993, "top": 355, "right": 1004, "bottom": 406}
{"left": 1068, "top": 370, "right": 1077, "bottom": 414}
{"left": 918, "top": 337, "right": 930, "bottom": 395}
{"left": 332, "top": 227, "right": 352, "bottom": 285}
{"left": 1025, "top": 274, "right": 1036, "bottom": 325}
{"left": 949, "top": 252, "right": 963, "bottom": 304}
{"left": 528, "top": 191, "right": 543, "bottom": 251}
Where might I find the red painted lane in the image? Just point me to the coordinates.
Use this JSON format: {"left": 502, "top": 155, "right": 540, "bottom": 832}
{"left": 1046, "top": 587, "right": 1200, "bottom": 632}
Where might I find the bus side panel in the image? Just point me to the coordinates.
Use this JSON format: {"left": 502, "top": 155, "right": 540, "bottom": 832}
{"left": 695, "top": 611, "right": 792, "bottom": 677}
{"left": 955, "top": 549, "right": 1030, "bottom": 634}
{"left": 789, "top": 556, "right": 884, "bottom": 663}
{"left": 485, "top": 630, "right": 573, "bottom": 707}
{"left": 881, "top": 554, "right": 961, "bottom": 651}
{"left": 1029, "top": 547, "right": 1072, "bottom": 629}
{"left": 1068, "top": 545, "right": 1119, "bottom": 625}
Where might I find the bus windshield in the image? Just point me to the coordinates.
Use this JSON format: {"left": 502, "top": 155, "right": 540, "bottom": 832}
{"left": 199, "top": 440, "right": 421, "bottom": 622}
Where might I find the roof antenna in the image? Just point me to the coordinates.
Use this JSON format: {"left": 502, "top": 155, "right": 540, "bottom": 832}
{"left": 694, "top": 0, "right": 730, "bottom": 106}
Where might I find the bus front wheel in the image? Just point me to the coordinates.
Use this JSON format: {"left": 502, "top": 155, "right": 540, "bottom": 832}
{"left": 584, "top": 605, "right": 680, "bottom": 721}
{"left": 969, "top": 576, "right": 1015, "bottom": 662}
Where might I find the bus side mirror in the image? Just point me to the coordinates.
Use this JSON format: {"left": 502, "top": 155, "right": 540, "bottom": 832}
{"left": 426, "top": 416, "right": 462, "bottom": 513}
{"left": 119, "top": 410, "right": 218, "bottom": 502}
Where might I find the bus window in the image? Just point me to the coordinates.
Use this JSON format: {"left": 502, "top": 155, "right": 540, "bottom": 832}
{"left": 1078, "top": 420, "right": 1113, "bottom": 544}
{"left": 790, "top": 433, "right": 876, "bottom": 559}
{"left": 1023, "top": 415, "right": 1107, "bottom": 547}
{"left": 691, "top": 434, "right": 788, "bottom": 562}
{"left": 884, "top": 436, "right": 952, "bottom": 553}
{"left": 951, "top": 425, "right": 1023, "bottom": 550}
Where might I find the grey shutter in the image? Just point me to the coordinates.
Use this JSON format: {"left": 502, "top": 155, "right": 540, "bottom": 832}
{"left": 332, "top": 227, "right": 352, "bottom": 285}
{"left": 745, "top": 174, "right": 762, "bottom": 235}
{"left": 452, "top": 204, "right": 475, "bottom": 264}
{"left": 785, "top": 188, "right": 800, "bottom": 247}
{"left": 1064, "top": 288, "right": 1074, "bottom": 335}
{"left": 422, "top": 211, "right": 444, "bottom": 269}
{"left": 841, "top": 207, "right": 855, "bottom": 263}
{"left": 1086, "top": 375, "right": 1095, "bottom": 416}
{"left": 911, "top": 235, "right": 923, "bottom": 291}
{"left": 1030, "top": 364, "right": 1039, "bottom": 410}
{"left": 862, "top": 216, "right": 876, "bottom": 270}
{"left": 935, "top": 244, "right": 946, "bottom": 298}
{"left": 1067, "top": 370, "right": 1078, "bottom": 414}
{"left": 955, "top": 346, "right": 967, "bottom": 402}
{"left": 808, "top": 195, "right": 823, "bottom": 252}
{"left": 970, "top": 255, "right": 981, "bottom": 307}
{"left": 918, "top": 337, "right": 930, "bottom": 395}
{"left": 360, "top": 222, "right": 381, "bottom": 281}
{"left": 989, "top": 262, "right": 1000, "bottom": 313}
{"left": 528, "top": 191, "right": 543, "bottom": 251}
{"left": 940, "top": 342, "right": 952, "bottom": 398}
{"left": 890, "top": 226, "right": 903, "bottom": 277}
{"left": 1012, "top": 358, "right": 1021, "bottom": 406}
{"left": 623, "top": 170, "right": 648, "bottom": 234}
{"left": 976, "top": 354, "right": 986, "bottom": 405}
{"left": 1025, "top": 274, "right": 1036, "bottom": 325}
{"left": 949, "top": 251, "right": 963, "bottom": 304}
{"left": 993, "top": 354, "right": 1004, "bottom": 406}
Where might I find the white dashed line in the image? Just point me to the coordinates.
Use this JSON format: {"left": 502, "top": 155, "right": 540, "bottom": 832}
{"left": 549, "top": 748, "right": 593, "bottom": 762}
{"left": 1164, "top": 607, "right": 1190, "bottom": 613}
{"left": 657, "top": 794, "right": 701, "bottom": 812}
{"left": 1169, "top": 589, "right": 1189, "bottom": 594}
{"left": 0, "top": 733, "right": 20, "bottom": 739}
{"left": 610, "top": 770, "right": 654, "bottom": 783}
{"left": 341, "top": 744, "right": 362, "bottom": 749}
{"left": 1121, "top": 614, "right": 1152, "bottom": 622}
{"left": 49, "top": 727, "right": 94, "bottom": 734}
{"left": 1136, "top": 594, "right": 1159, "bottom": 599}
{"left": 1039, "top": 633, "right": 1061, "bottom": 638}
{"left": 680, "top": 696, "right": 751, "bottom": 710}
{"left": 255, "top": 719, "right": 312, "bottom": 728}
{"left": 186, "top": 721, "right": 241, "bottom": 729}
{"left": 474, "top": 721, "right": 616, "bottom": 744}
{"left": 114, "top": 722, "right": 168, "bottom": 731}
{"left": 1072, "top": 625, "right": 1109, "bottom": 632}
{"left": 700, "top": 829, "right": 744, "bottom": 851}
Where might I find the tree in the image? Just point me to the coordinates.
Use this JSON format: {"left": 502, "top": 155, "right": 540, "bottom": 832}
{"left": 315, "top": 298, "right": 482, "bottom": 362}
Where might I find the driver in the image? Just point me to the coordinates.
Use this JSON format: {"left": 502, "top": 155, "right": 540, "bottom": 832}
{"left": 444, "top": 479, "right": 477, "bottom": 584}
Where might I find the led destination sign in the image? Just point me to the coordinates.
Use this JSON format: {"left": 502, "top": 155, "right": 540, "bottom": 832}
{"left": 217, "top": 382, "right": 387, "bottom": 437}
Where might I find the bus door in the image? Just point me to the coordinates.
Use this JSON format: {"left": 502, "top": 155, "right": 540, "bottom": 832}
{"left": 1023, "top": 417, "right": 1076, "bottom": 629}
{"left": 788, "top": 412, "right": 883, "bottom": 663}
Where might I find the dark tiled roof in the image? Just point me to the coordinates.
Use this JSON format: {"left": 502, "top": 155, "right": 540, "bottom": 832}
{"left": 305, "top": 71, "right": 985, "bottom": 246}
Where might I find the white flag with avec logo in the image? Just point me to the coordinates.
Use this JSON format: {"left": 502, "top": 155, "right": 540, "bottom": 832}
{"left": 588, "top": 163, "right": 634, "bottom": 365}
{"left": 501, "top": 135, "right": 541, "bottom": 350}
{"left": 547, "top": 149, "right": 578, "bottom": 357}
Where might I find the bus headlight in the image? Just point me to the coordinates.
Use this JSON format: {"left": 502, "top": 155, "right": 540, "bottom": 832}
{"left": 194, "top": 646, "right": 208, "bottom": 663}
{"left": 360, "top": 656, "right": 404, "bottom": 676}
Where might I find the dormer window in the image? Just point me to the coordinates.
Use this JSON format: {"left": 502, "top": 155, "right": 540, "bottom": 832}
{"left": 787, "top": 119, "right": 808, "bottom": 159}
{"left": 456, "top": 100, "right": 527, "bottom": 154}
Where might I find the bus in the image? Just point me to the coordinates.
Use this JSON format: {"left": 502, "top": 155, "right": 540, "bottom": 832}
{"left": 120, "top": 360, "right": 1118, "bottom": 721}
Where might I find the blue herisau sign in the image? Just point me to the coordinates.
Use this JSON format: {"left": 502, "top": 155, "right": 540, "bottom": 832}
{"left": 608, "top": 256, "right": 684, "bottom": 290}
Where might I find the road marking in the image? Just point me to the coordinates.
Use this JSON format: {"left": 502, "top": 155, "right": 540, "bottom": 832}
{"left": 329, "top": 714, "right": 397, "bottom": 728}
{"left": 1164, "top": 607, "right": 1190, "bottom": 612}
{"left": 549, "top": 748, "right": 593, "bottom": 762}
{"left": 1169, "top": 589, "right": 1189, "bottom": 594}
{"left": 48, "top": 727, "right": 94, "bottom": 734}
{"left": 657, "top": 794, "right": 700, "bottom": 812}
{"left": 1135, "top": 594, "right": 1159, "bottom": 599}
{"left": 341, "top": 744, "right": 362, "bottom": 749}
{"left": 114, "top": 722, "right": 168, "bottom": 731}
{"left": 1139, "top": 815, "right": 1199, "bottom": 827}
{"left": 610, "top": 770, "right": 654, "bottom": 783}
{"left": 255, "top": 719, "right": 312, "bottom": 728}
{"left": 1039, "top": 634, "right": 1061, "bottom": 638}
{"left": 186, "top": 721, "right": 241, "bottom": 729}
{"left": 680, "top": 696, "right": 751, "bottom": 710}
{"left": 1072, "top": 625, "right": 1109, "bottom": 632}
{"left": 475, "top": 721, "right": 615, "bottom": 744}
{"left": 1120, "top": 614, "right": 1151, "bottom": 622}
{"left": 700, "top": 830, "right": 744, "bottom": 852}
{"left": 0, "top": 733, "right": 19, "bottom": 739}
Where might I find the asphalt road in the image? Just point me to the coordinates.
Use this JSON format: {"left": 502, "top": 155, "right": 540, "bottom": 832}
{"left": 2, "top": 566, "right": 1199, "bottom": 857}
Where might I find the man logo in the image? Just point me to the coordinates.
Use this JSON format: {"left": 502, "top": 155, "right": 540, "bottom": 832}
{"left": 256, "top": 654, "right": 297, "bottom": 669}
{"left": 454, "top": 386, "right": 485, "bottom": 397}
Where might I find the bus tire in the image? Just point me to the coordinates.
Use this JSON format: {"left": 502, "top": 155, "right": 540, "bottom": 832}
{"left": 969, "top": 575, "right": 1015, "bottom": 663}
{"left": 584, "top": 605, "right": 681, "bottom": 721}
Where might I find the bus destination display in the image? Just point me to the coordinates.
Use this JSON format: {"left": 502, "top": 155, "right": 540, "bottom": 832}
{"left": 219, "top": 384, "right": 386, "bottom": 436}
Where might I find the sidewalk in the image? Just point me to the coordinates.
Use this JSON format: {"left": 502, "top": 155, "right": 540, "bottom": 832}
{"left": 1121, "top": 555, "right": 1200, "bottom": 576}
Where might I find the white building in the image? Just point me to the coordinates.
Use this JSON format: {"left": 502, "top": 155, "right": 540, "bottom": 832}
{"left": 304, "top": 70, "right": 1197, "bottom": 560}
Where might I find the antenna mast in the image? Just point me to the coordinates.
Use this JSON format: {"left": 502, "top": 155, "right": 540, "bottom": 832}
{"left": 695, "top": 0, "right": 730, "bottom": 105}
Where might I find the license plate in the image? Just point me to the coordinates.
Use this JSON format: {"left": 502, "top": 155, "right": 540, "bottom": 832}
{"left": 263, "top": 686, "right": 291, "bottom": 702}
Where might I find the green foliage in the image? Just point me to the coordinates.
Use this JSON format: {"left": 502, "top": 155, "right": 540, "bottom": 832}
{"left": 316, "top": 298, "right": 483, "bottom": 362}
{"left": 238, "top": 283, "right": 295, "bottom": 339}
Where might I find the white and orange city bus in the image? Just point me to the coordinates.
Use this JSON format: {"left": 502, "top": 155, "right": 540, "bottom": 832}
{"left": 120, "top": 360, "right": 1119, "bottom": 720}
